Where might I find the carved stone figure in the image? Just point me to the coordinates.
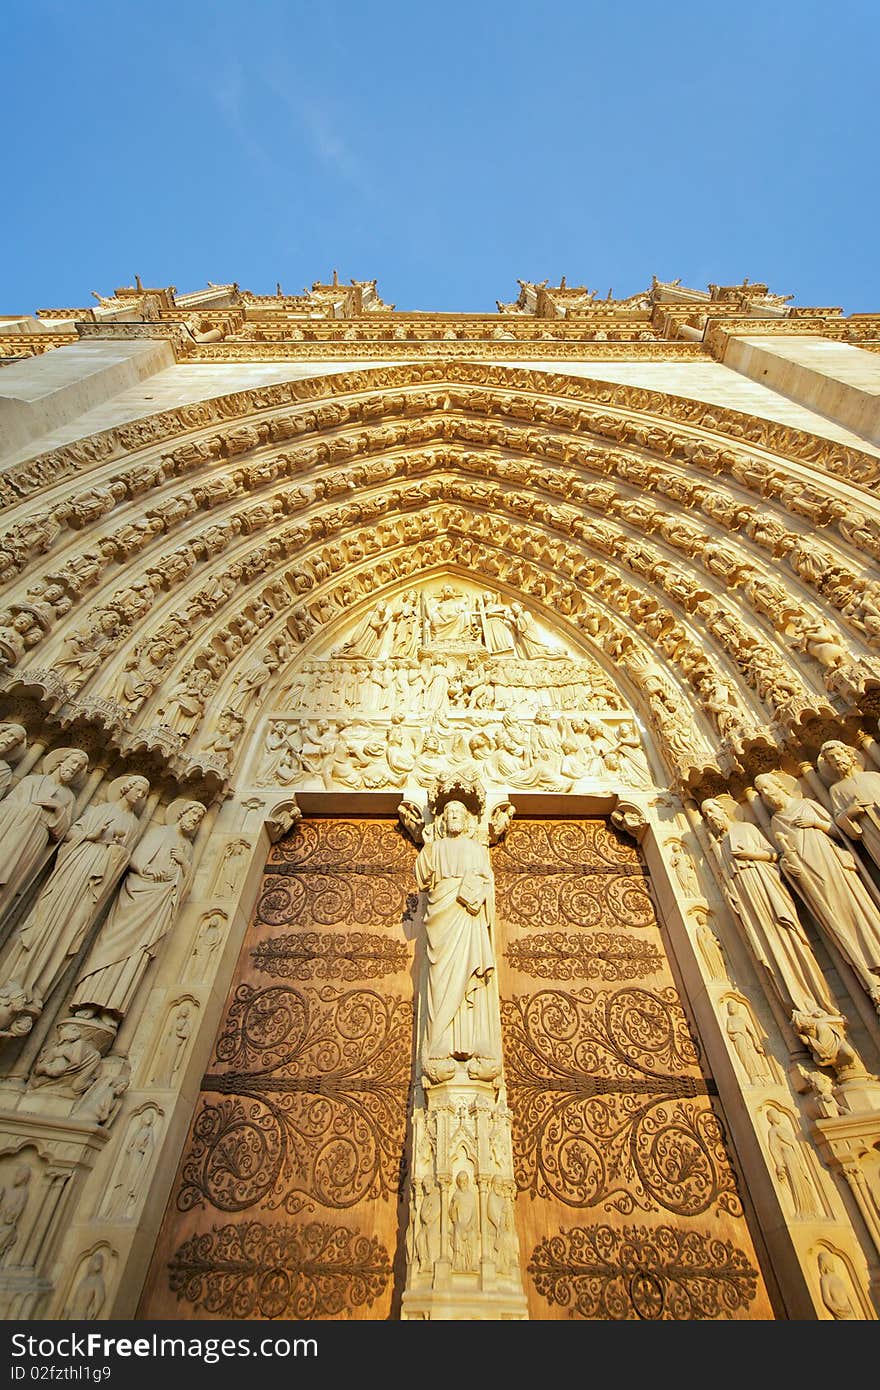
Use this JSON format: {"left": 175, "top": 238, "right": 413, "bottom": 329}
{"left": 228, "top": 651, "right": 276, "bottom": 713}
{"left": 425, "top": 586, "right": 470, "bottom": 643}
{"left": 334, "top": 599, "right": 394, "bottom": 660}
{"left": 29, "top": 1018, "right": 106, "bottom": 1097}
{"left": 74, "top": 1057, "right": 130, "bottom": 1127}
{"left": 70, "top": 800, "right": 204, "bottom": 1020}
{"left": 818, "top": 1252, "right": 858, "bottom": 1319}
{"left": 668, "top": 838, "right": 700, "bottom": 897}
{"left": 415, "top": 1180, "right": 442, "bottom": 1272}
{"left": 724, "top": 999, "right": 772, "bottom": 1084}
{"left": 449, "top": 1171, "right": 479, "bottom": 1271}
{"left": 486, "top": 1180, "right": 517, "bottom": 1275}
{"left": 1, "top": 776, "right": 149, "bottom": 1024}
{"left": 819, "top": 740, "right": 880, "bottom": 874}
{"left": 0, "top": 747, "right": 88, "bottom": 922}
{"left": 215, "top": 839, "right": 248, "bottom": 895}
{"left": 0, "top": 724, "right": 27, "bottom": 800}
{"left": 791, "top": 1009, "right": 860, "bottom": 1076}
{"left": 156, "top": 667, "right": 213, "bottom": 735}
{"left": 68, "top": 1252, "right": 107, "bottom": 1320}
{"left": 103, "top": 1112, "right": 157, "bottom": 1220}
{"left": 0, "top": 1165, "right": 30, "bottom": 1262}
{"left": 414, "top": 800, "right": 499, "bottom": 1083}
{"left": 766, "top": 1108, "right": 824, "bottom": 1219}
{"left": 754, "top": 773, "right": 880, "bottom": 1009}
{"left": 701, "top": 799, "right": 837, "bottom": 1019}
{"left": 692, "top": 909, "right": 727, "bottom": 981}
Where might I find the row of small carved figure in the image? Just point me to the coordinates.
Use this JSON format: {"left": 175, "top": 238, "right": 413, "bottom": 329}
{"left": 4, "top": 441, "right": 878, "bottom": 704}
{"left": 4, "top": 357, "right": 876, "bottom": 521}
{"left": 256, "top": 714, "right": 651, "bottom": 791}
{"left": 2, "top": 390, "right": 878, "bottom": 713}
{"left": 0, "top": 726, "right": 205, "bottom": 1090}
{"left": 2, "top": 467, "right": 877, "bottom": 786}
{"left": 698, "top": 740, "right": 880, "bottom": 1076}
{"left": 407, "top": 1172, "right": 519, "bottom": 1280}
{"left": 14, "top": 506, "right": 873, "bottom": 793}
{"left": 3, "top": 361, "right": 876, "bottom": 547}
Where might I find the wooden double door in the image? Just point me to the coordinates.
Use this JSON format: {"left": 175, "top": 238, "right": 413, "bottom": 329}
{"left": 140, "top": 816, "right": 774, "bottom": 1320}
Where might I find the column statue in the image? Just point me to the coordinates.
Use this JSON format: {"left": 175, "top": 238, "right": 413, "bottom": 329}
{"left": 0, "top": 747, "right": 88, "bottom": 923}
{"left": 754, "top": 773, "right": 880, "bottom": 1011}
{"left": 0, "top": 775, "right": 149, "bottom": 1031}
{"left": 701, "top": 798, "right": 838, "bottom": 1018}
{"left": 70, "top": 799, "right": 205, "bottom": 1020}
{"left": 0, "top": 724, "right": 27, "bottom": 800}
{"left": 819, "top": 740, "right": 880, "bottom": 873}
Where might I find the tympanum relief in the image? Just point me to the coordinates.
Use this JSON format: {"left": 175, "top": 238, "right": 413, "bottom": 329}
{"left": 253, "top": 581, "right": 651, "bottom": 796}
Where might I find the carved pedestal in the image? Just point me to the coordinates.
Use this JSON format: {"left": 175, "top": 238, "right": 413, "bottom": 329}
{"left": 401, "top": 1071, "right": 528, "bottom": 1320}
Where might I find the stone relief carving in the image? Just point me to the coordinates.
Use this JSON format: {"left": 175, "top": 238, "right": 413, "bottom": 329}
{"left": 147, "top": 999, "right": 197, "bottom": 1087}
{"left": 764, "top": 1106, "right": 827, "bottom": 1221}
{"left": 690, "top": 907, "right": 728, "bottom": 983}
{"left": 29, "top": 1012, "right": 117, "bottom": 1099}
{"left": 185, "top": 910, "right": 227, "bottom": 981}
{"left": 212, "top": 839, "right": 249, "bottom": 896}
{"left": 0, "top": 1163, "right": 31, "bottom": 1263}
{"left": 817, "top": 1250, "right": 860, "bottom": 1319}
{"left": 723, "top": 997, "right": 774, "bottom": 1085}
{"left": 66, "top": 1250, "right": 109, "bottom": 1320}
{"left": 99, "top": 1108, "right": 161, "bottom": 1222}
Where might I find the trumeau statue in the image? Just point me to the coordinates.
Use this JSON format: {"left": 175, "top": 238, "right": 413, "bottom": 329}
{"left": 0, "top": 747, "right": 89, "bottom": 924}
{"left": 754, "top": 773, "right": 880, "bottom": 1011}
{"left": 412, "top": 797, "right": 501, "bottom": 1085}
{"left": 69, "top": 799, "right": 205, "bottom": 1020}
{"left": 819, "top": 740, "right": 880, "bottom": 874}
{"left": 0, "top": 775, "right": 150, "bottom": 1033}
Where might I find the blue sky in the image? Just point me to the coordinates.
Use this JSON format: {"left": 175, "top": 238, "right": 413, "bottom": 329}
{"left": 3, "top": 0, "right": 878, "bottom": 316}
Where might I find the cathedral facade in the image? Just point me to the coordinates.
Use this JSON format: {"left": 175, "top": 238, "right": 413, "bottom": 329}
{"left": 0, "top": 273, "right": 878, "bottom": 1320}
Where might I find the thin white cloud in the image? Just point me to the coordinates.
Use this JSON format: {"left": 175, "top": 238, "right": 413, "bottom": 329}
{"left": 297, "top": 98, "right": 368, "bottom": 192}
{"left": 212, "top": 61, "right": 276, "bottom": 179}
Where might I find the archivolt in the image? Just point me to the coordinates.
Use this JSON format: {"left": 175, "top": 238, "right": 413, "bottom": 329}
{"left": 1, "top": 363, "right": 878, "bottom": 799}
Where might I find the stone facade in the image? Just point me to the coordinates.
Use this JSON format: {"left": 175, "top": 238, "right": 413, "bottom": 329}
{"left": 0, "top": 273, "right": 879, "bottom": 1320}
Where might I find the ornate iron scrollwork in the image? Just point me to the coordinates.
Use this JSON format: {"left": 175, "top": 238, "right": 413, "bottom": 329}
{"left": 503, "top": 987, "right": 741, "bottom": 1217}
{"left": 505, "top": 932, "right": 662, "bottom": 981}
{"left": 178, "top": 984, "right": 412, "bottom": 1213}
{"left": 168, "top": 1219, "right": 392, "bottom": 1319}
{"left": 528, "top": 1223, "right": 759, "bottom": 1319}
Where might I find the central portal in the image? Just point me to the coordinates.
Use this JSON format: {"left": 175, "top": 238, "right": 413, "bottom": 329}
{"left": 139, "top": 814, "right": 774, "bottom": 1320}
